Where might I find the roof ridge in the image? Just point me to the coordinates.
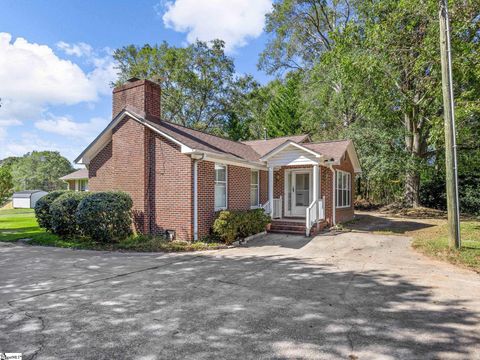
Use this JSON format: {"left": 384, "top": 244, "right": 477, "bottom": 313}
{"left": 159, "top": 119, "right": 255, "bottom": 149}
{"left": 242, "top": 134, "right": 309, "bottom": 143}
{"left": 306, "top": 139, "right": 351, "bottom": 145}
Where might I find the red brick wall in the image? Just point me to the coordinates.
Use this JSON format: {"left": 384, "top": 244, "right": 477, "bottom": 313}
{"left": 227, "top": 165, "right": 251, "bottom": 210}
{"left": 114, "top": 117, "right": 148, "bottom": 232}
{"left": 259, "top": 170, "right": 268, "bottom": 204}
{"left": 197, "top": 162, "right": 260, "bottom": 239}
{"left": 147, "top": 131, "right": 193, "bottom": 240}
{"left": 89, "top": 141, "right": 114, "bottom": 190}
{"left": 333, "top": 152, "right": 355, "bottom": 223}
{"left": 89, "top": 116, "right": 193, "bottom": 239}
{"left": 197, "top": 161, "right": 215, "bottom": 239}
{"left": 112, "top": 79, "right": 161, "bottom": 122}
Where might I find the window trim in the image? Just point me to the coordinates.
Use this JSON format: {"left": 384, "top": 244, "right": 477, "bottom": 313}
{"left": 250, "top": 170, "right": 260, "bottom": 209}
{"left": 336, "top": 170, "right": 351, "bottom": 209}
{"left": 78, "top": 179, "right": 88, "bottom": 192}
{"left": 214, "top": 163, "right": 228, "bottom": 211}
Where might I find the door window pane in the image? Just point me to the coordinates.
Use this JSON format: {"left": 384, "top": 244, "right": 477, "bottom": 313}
{"left": 295, "top": 173, "right": 310, "bottom": 207}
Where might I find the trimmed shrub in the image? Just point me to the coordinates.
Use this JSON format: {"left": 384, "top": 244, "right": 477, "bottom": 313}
{"left": 76, "top": 191, "right": 133, "bottom": 243}
{"left": 50, "top": 192, "right": 91, "bottom": 238}
{"left": 213, "top": 208, "right": 270, "bottom": 244}
{"left": 34, "top": 190, "right": 69, "bottom": 232}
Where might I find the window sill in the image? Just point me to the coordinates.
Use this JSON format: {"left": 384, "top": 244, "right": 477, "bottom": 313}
{"left": 336, "top": 206, "right": 351, "bottom": 209}
{"left": 215, "top": 207, "right": 227, "bottom": 212}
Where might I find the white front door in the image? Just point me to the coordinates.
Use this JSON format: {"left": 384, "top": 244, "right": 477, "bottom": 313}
{"left": 291, "top": 171, "right": 311, "bottom": 216}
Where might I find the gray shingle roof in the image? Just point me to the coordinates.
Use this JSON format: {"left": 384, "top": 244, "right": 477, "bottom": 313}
{"left": 59, "top": 168, "right": 88, "bottom": 180}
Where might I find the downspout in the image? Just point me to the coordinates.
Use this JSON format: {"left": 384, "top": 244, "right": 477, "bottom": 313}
{"left": 193, "top": 153, "right": 206, "bottom": 241}
{"left": 328, "top": 164, "right": 336, "bottom": 226}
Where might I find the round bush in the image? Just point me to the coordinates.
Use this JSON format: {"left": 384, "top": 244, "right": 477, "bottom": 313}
{"left": 213, "top": 209, "right": 270, "bottom": 244}
{"left": 34, "top": 190, "right": 69, "bottom": 232}
{"left": 50, "top": 192, "right": 91, "bottom": 237}
{"left": 76, "top": 191, "right": 133, "bottom": 243}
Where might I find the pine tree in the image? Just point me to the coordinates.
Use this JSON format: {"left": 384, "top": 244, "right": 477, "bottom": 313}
{"left": 265, "top": 73, "right": 303, "bottom": 137}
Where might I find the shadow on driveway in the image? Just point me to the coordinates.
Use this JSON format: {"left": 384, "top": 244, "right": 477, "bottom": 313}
{"left": 0, "top": 243, "right": 479, "bottom": 359}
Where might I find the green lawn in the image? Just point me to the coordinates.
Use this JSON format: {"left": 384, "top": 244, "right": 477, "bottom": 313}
{"left": 0, "top": 208, "right": 59, "bottom": 243}
{"left": 0, "top": 208, "right": 225, "bottom": 252}
{"left": 412, "top": 221, "right": 480, "bottom": 273}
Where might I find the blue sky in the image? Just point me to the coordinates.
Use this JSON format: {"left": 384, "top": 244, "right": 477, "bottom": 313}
{"left": 0, "top": 0, "right": 273, "bottom": 164}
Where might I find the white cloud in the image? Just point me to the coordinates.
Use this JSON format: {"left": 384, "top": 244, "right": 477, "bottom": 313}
{"left": 35, "top": 115, "right": 108, "bottom": 141}
{"left": 0, "top": 33, "right": 98, "bottom": 105}
{"left": 56, "top": 41, "right": 93, "bottom": 57}
{"left": 0, "top": 33, "right": 117, "bottom": 141}
{"left": 160, "top": 0, "right": 272, "bottom": 52}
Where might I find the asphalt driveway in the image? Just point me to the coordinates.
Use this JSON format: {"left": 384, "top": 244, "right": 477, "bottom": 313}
{"left": 1, "top": 220, "right": 479, "bottom": 359}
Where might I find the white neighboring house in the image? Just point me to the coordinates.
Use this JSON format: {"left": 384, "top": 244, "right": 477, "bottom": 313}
{"left": 12, "top": 190, "right": 48, "bottom": 209}
{"left": 59, "top": 169, "right": 89, "bottom": 191}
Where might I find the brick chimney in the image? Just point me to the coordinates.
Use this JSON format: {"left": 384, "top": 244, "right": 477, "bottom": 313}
{"left": 112, "top": 78, "right": 161, "bottom": 122}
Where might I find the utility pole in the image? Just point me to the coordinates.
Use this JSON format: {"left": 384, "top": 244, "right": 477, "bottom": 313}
{"left": 439, "top": 0, "right": 461, "bottom": 248}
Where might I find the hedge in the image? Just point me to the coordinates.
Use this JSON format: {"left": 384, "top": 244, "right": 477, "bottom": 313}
{"left": 34, "top": 190, "right": 69, "bottom": 232}
{"left": 212, "top": 209, "right": 270, "bottom": 244}
{"left": 76, "top": 191, "right": 133, "bottom": 243}
{"left": 50, "top": 192, "right": 91, "bottom": 238}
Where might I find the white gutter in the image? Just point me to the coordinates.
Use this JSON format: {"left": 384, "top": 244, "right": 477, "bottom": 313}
{"left": 192, "top": 153, "right": 206, "bottom": 241}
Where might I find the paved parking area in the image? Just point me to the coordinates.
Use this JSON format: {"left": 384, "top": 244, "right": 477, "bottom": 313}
{"left": 1, "top": 223, "right": 479, "bottom": 359}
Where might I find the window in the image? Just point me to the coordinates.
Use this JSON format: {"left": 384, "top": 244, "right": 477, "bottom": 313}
{"left": 250, "top": 170, "right": 259, "bottom": 207}
{"left": 336, "top": 170, "right": 351, "bottom": 208}
{"left": 78, "top": 179, "right": 88, "bottom": 192}
{"left": 215, "top": 164, "right": 227, "bottom": 210}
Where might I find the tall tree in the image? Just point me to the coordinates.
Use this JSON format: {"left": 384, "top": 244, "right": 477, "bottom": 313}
{"left": 259, "top": 0, "right": 354, "bottom": 74}
{"left": 9, "top": 151, "right": 73, "bottom": 191}
{"left": 0, "top": 166, "right": 13, "bottom": 205}
{"left": 114, "top": 40, "right": 257, "bottom": 135}
{"left": 265, "top": 72, "right": 304, "bottom": 137}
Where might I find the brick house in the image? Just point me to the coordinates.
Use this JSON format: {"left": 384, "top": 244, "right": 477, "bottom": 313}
{"left": 75, "top": 78, "right": 361, "bottom": 240}
{"left": 60, "top": 168, "right": 89, "bottom": 191}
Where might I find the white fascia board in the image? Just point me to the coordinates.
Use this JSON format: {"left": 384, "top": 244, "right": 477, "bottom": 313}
{"left": 187, "top": 150, "right": 267, "bottom": 170}
{"left": 346, "top": 141, "right": 362, "bottom": 173}
{"left": 75, "top": 109, "right": 194, "bottom": 164}
{"left": 260, "top": 141, "right": 322, "bottom": 161}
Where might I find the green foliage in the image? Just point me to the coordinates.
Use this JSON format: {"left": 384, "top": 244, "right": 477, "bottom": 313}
{"left": 114, "top": 40, "right": 258, "bottom": 137}
{"left": 76, "top": 192, "right": 133, "bottom": 243}
{"left": 50, "top": 192, "right": 90, "bottom": 238}
{"left": 9, "top": 151, "right": 73, "bottom": 191}
{"left": 212, "top": 209, "right": 270, "bottom": 244}
{"left": 0, "top": 166, "right": 13, "bottom": 205}
{"left": 265, "top": 72, "right": 304, "bottom": 137}
{"left": 259, "top": 0, "right": 352, "bottom": 74}
{"left": 34, "top": 190, "right": 69, "bottom": 232}
{"left": 262, "top": 0, "right": 480, "bottom": 208}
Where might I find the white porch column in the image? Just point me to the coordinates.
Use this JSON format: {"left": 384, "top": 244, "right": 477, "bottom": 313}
{"left": 268, "top": 166, "right": 274, "bottom": 217}
{"left": 313, "top": 164, "right": 319, "bottom": 201}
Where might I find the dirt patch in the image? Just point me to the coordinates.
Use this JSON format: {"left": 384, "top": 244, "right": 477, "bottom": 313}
{"left": 379, "top": 204, "right": 447, "bottom": 219}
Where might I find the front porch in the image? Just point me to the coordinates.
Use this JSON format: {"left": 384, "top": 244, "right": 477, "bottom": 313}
{"left": 260, "top": 141, "right": 328, "bottom": 236}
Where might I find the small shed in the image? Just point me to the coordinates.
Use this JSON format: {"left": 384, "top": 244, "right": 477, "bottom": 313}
{"left": 12, "top": 190, "right": 48, "bottom": 209}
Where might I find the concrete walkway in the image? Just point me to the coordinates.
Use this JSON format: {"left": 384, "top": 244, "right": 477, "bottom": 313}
{"left": 0, "top": 219, "right": 479, "bottom": 359}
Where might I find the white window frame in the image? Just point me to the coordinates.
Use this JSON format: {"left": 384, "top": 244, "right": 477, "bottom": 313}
{"left": 250, "top": 170, "right": 260, "bottom": 208}
{"left": 78, "top": 179, "right": 88, "bottom": 192}
{"left": 336, "top": 170, "right": 351, "bottom": 208}
{"left": 214, "top": 163, "right": 228, "bottom": 211}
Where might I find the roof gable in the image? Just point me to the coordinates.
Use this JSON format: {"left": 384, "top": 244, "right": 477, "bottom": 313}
{"left": 242, "top": 134, "right": 310, "bottom": 157}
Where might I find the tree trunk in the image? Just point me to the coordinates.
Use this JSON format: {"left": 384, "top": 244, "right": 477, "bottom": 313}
{"left": 404, "top": 171, "right": 420, "bottom": 207}
{"left": 403, "top": 110, "right": 423, "bottom": 207}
